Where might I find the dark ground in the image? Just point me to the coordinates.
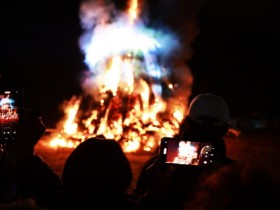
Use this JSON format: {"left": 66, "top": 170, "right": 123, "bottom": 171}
{"left": 36, "top": 129, "right": 280, "bottom": 193}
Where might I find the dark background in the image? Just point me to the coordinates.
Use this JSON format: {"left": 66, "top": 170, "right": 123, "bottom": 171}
{"left": 1, "top": 0, "right": 279, "bottom": 128}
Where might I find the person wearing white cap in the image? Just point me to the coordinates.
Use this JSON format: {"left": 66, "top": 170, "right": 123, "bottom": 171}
{"left": 133, "top": 93, "right": 234, "bottom": 210}
{"left": 179, "top": 93, "right": 230, "bottom": 139}
{"left": 177, "top": 93, "right": 233, "bottom": 165}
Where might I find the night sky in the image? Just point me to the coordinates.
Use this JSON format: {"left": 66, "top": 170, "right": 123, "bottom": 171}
{"left": 1, "top": 0, "right": 279, "bottom": 128}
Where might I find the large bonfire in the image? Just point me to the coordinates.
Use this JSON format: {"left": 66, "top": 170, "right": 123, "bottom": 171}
{"left": 46, "top": 0, "right": 193, "bottom": 153}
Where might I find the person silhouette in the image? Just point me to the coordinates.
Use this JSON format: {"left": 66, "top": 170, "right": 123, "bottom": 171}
{"left": 134, "top": 93, "right": 234, "bottom": 210}
{"left": 0, "top": 108, "right": 62, "bottom": 209}
{"left": 60, "top": 137, "right": 135, "bottom": 210}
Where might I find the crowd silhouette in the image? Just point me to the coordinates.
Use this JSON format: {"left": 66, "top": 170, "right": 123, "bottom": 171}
{"left": 0, "top": 93, "right": 279, "bottom": 210}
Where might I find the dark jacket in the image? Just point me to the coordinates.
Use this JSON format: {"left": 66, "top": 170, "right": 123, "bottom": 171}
{"left": 15, "top": 155, "right": 62, "bottom": 209}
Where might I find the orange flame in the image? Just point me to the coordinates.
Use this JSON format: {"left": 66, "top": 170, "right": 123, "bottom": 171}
{"left": 128, "top": 0, "right": 138, "bottom": 25}
{"left": 46, "top": 0, "right": 191, "bottom": 153}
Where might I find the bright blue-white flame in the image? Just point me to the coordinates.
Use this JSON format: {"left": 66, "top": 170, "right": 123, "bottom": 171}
{"left": 80, "top": 17, "right": 180, "bottom": 79}
{"left": 78, "top": 3, "right": 182, "bottom": 101}
{"left": 0, "top": 98, "right": 14, "bottom": 106}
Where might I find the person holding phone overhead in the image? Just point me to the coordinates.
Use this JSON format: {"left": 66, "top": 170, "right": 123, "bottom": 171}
{"left": 133, "top": 93, "right": 235, "bottom": 210}
{"left": 0, "top": 108, "right": 62, "bottom": 209}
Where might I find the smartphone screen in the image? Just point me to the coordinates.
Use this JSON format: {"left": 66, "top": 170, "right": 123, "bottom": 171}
{"left": 0, "top": 88, "right": 24, "bottom": 144}
{"left": 160, "top": 137, "right": 214, "bottom": 166}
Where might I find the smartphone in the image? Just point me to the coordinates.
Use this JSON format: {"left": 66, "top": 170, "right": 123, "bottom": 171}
{"left": 159, "top": 137, "right": 215, "bottom": 166}
{"left": 0, "top": 88, "right": 24, "bottom": 144}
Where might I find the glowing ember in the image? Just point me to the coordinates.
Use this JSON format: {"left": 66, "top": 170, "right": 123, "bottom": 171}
{"left": 47, "top": 0, "right": 193, "bottom": 153}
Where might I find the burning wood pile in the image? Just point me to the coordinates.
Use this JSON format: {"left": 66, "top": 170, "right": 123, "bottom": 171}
{"left": 45, "top": 0, "right": 193, "bottom": 153}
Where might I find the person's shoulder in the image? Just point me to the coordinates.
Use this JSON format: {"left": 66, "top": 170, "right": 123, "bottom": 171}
{"left": 16, "top": 154, "right": 55, "bottom": 174}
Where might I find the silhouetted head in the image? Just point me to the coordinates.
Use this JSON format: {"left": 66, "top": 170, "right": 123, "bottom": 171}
{"left": 61, "top": 137, "right": 132, "bottom": 207}
{"left": 7, "top": 108, "right": 46, "bottom": 159}
{"left": 179, "top": 93, "right": 230, "bottom": 140}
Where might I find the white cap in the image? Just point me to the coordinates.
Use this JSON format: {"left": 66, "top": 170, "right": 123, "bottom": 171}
{"left": 188, "top": 93, "right": 230, "bottom": 126}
